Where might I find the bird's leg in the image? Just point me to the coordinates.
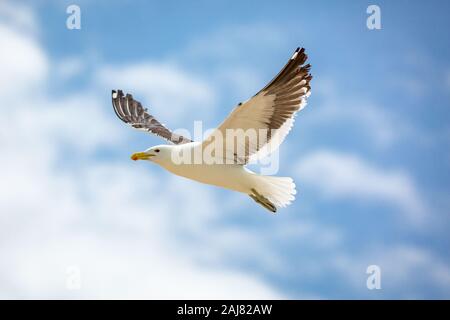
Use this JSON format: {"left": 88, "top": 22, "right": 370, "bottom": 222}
{"left": 249, "top": 188, "right": 277, "bottom": 213}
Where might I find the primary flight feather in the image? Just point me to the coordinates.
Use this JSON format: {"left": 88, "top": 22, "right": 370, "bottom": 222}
{"left": 111, "top": 47, "right": 312, "bottom": 213}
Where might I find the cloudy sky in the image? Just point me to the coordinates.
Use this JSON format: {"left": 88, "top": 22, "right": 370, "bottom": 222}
{"left": 0, "top": 0, "right": 449, "bottom": 299}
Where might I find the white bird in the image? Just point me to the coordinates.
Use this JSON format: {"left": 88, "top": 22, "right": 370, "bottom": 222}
{"left": 112, "top": 47, "right": 312, "bottom": 213}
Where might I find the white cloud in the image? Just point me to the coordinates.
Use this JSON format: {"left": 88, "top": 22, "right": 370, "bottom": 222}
{"left": 0, "top": 14, "right": 283, "bottom": 299}
{"left": 0, "top": 160, "right": 282, "bottom": 299}
{"left": 296, "top": 150, "right": 426, "bottom": 223}
{"left": 0, "top": 1, "right": 37, "bottom": 35}
{"left": 0, "top": 24, "right": 48, "bottom": 98}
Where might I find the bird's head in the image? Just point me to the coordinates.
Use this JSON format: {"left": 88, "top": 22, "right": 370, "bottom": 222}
{"left": 130, "top": 145, "right": 171, "bottom": 163}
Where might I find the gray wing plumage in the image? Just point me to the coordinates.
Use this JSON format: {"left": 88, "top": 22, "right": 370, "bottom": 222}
{"left": 111, "top": 90, "right": 192, "bottom": 145}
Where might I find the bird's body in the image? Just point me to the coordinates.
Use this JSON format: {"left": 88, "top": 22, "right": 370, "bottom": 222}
{"left": 158, "top": 143, "right": 251, "bottom": 193}
{"left": 111, "top": 47, "right": 312, "bottom": 213}
{"left": 164, "top": 158, "right": 254, "bottom": 194}
{"left": 156, "top": 142, "right": 281, "bottom": 192}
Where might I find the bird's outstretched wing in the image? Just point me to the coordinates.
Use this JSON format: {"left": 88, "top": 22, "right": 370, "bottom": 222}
{"left": 112, "top": 90, "right": 192, "bottom": 145}
{"left": 201, "top": 47, "right": 312, "bottom": 164}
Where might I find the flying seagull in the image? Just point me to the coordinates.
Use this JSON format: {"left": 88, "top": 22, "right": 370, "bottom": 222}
{"left": 112, "top": 47, "right": 312, "bottom": 213}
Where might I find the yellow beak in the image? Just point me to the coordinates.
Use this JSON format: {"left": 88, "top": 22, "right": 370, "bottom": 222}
{"left": 131, "top": 152, "right": 155, "bottom": 161}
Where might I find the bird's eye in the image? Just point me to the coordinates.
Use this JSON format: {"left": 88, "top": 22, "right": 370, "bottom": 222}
{"left": 154, "top": 149, "right": 160, "bottom": 153}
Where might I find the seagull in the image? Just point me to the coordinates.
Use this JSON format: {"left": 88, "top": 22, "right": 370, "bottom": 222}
{"left": 112, "top": 47, "right": 312, "bottom": 213}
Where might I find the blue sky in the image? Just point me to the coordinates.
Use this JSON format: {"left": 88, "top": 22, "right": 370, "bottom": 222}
{"left": 0, "top": 0, "right": 449, "bottom": 299}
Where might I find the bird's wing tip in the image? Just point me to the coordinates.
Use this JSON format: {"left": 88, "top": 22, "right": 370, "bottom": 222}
{"left": 291, "top": 47, "right": 306, "bottom": 60}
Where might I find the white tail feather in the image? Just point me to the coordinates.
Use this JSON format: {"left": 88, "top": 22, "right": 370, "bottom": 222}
{"left": 252, "top": 175, "right": 297, "bottom": 209}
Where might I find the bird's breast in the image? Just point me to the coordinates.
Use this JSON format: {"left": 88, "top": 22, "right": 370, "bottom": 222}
{"left": 160, "top": 161, "right": 250, "bottom": 193}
